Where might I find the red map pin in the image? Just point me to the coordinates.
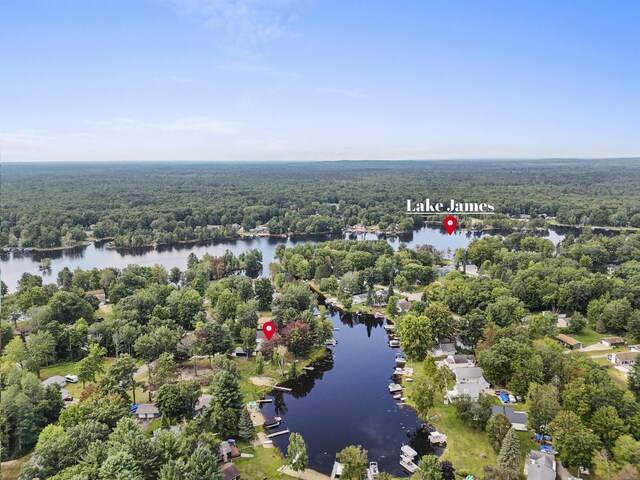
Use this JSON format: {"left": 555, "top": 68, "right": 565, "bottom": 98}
{"left": 263, "top": 321, "right": 276, "bottom": 341}
{"left": 443, "top": 216, "right": 457, "bottom": 235}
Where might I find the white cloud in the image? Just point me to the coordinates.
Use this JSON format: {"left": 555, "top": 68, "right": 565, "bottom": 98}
{"left": 168, "top": 0, "right": 302, "bottom": 44}
{"left": 88, "top": 116, "right": 238, "bottom": 134}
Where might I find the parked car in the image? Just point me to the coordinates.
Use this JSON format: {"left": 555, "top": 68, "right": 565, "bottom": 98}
{"left": 65, "top": 374, "right": 78, "bottom": 383}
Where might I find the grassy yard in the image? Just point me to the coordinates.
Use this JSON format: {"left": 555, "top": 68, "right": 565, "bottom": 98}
{"left": 39, "top": 357, "right": 116, "bottom": 398}
{"left": 568, "top": 327, "right": 608, "bottom": 346}
{"left": 234, "top": 443, "right": 290, "bottom": 480}
{"left": 404, "top": 361, "right": 536, "bottom": 477}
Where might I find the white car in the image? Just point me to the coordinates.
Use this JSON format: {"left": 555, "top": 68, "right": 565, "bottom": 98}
{"left": 65, "top": 374, "right": 78, "bottom": 383}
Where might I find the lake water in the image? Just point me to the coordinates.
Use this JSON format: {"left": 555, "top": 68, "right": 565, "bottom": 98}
{"left": 0, "top": 225, "right": 568, "bottom": 292}
{"left": 259, "top": 307, "right": 442, "bottom": 477}
{"left": 0, "top": 225, "right": 571, "bottom": 476}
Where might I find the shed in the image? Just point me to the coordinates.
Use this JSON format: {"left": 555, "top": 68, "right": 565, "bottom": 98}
{"left": 136, "top": 403, "right": 160, "bottom": 420}
{"left": 555, "top": 334, "right": 583, "bottom": 350}
{"left": 601, "top": 337, "right": 627, "bottom": 347}
{"left": 220, "top": 463, "right": 241, "bottom": 480}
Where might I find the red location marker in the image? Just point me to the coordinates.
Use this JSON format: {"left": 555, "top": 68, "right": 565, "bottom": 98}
{"left": 263, "top": 321, "right": 276, "bottom": 341}
{"left": 443, "top": 216, "right": 457, "bottom": 235}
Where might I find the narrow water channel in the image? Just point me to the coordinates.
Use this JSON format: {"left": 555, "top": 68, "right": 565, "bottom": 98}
{"left": 259, "top": 307, "right": 443, "bottom": 477}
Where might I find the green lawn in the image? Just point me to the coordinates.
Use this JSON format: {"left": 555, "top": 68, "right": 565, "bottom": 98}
{"left": 567, "top": 327, "right": 607, "bottom": 346}
{"left": 39, "top": 357, "right": 116, "bottom": 398}
{"left": 404, "top": 361, "right": 536, "bottom": 476}
{"left": 234, "top": 443, "right": 289, "bottom": 480}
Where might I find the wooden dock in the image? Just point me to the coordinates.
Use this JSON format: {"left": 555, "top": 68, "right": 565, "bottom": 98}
{"left": 267, "top": 429, "right": 290, "bottom": 438}
{"left": 303, "top": 366, "right": 315, "bottom": 371}
{"left": 272, "top": 385, "right": 292, "bottom": 392}
{"left": 256, "top": 399, "right": 273, "bottom": 403}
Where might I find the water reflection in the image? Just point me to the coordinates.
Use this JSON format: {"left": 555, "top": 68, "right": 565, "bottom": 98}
{"left": 259, "top": 308, "right": 439, "bottom": 477}
{"left": 1, "top": 225, "right": 573, "bottom": 292}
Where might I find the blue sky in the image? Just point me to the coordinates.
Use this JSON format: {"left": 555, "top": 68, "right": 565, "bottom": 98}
{"left": 1, "top": 0, "right": 639, "bottom": 162}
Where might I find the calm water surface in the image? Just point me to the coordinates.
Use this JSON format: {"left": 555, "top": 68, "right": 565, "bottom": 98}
{"left": 0, "top": 225, "right": 567, "bottom": 292}
{"left": 260, "top": 307, "right": 442, "bottom": 477}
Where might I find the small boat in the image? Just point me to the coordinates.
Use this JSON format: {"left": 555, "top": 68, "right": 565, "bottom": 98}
{"left": 393, "top": 393, "right": 402, "bottom": 400}
{"left": 405, "top": 377, "right": 414, "bottom": 382}
{"left": 389, "top": 339, "right": 401, "bottom": 348}
{"left": 383, "top": 323, "right": 396, "bottom": 331}
{"left": 367, "top": 462, "right": 380, "bottom": 479}
{"left": 388, "top": 383, "right": 403, "bottom": 393}
{"left": 374, "top": 312, "right": 386, "bottom": 320}
{"left": 395, "top": 353, "right": 407, "bottom": 365}
{"left": 400, "top": 456, "right": 419, "bottom": 473}
{"left": 263, "top": 416, "right": 282, "bottom": 429}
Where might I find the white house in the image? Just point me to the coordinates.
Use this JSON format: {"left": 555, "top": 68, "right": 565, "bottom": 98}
{"left": 443, "top": 355, "right": 476, "bottom": 371}
{"left": 609, "top": 352, "right": 638, "bottom": 366}
{"left": 431, "top": 342, "right": 457, "bottom": 357}
{"left": 446, "top": 366, "right": 490, "bottom": 402}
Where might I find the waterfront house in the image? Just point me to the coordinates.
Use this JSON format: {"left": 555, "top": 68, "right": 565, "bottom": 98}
{"left": 555, "top": 334, "right": 583, "bottom": 350}
{"left": 220, "top": 463, "right": 241, "bottom": 480}
{"left": 601, "top": 336, "right": 627, "bottom": 347}
{"left": 432, "top": 342, "right": 457, "bottom": 357}
{"left": 443, "top": 355, "right": 476, "bottom": 371}
{"left": 609, "top": 352, "right": 638, "bottom": 366}
{"left": 492, "top": 405, "right": 529, "bottom": 431}
{"left": 398, "top": 300, "right": 411, "bottom": 314}
{"left": 524, "top": 451, "right": 556, "bottom": 480}
{"left": 446, "top": 366, "right": 490, "bottom": 401}
{"left": 136, "top": 403, "right": 160, "bottom": 420}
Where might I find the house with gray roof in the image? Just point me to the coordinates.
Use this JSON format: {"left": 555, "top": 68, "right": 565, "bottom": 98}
{"left": 42, "top": 375, "right": 67, "bottom": 389}
{"left": 492, "top": 405, "right": 529, "bottom": 431}
{"left": 136, "top": 403, "right": 160, "bottom": 420}
{"left": 446, "top": 366, "right": 490, "bottom": 402}
{"left": 524, "top": 450, "right": 556, "bottom": 480}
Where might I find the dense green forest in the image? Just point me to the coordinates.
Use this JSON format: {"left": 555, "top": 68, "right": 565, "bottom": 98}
{"left": 2, "top": 160, "right": 640, "bottom": 248}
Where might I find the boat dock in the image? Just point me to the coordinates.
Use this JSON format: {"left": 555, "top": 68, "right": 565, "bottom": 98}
{"left": 272, "top": 386, "right": 292, "bottom": 392}
{"left": 256, "top": 399, "right": 273, "bottom": 403}
{"left": 266, "top": 429, "right": 290, "bottom": 438}
{"left": 326, "top": 338, "right": 338, "bottom": 346}
{"left": 429, "top": 431, "right": 448, "bottom": 445}
{"left": 303, "top": 366, "right": 315, "bottom": 371}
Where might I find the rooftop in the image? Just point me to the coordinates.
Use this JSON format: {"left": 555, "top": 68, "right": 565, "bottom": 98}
{"left": 136, "top": 403, "right": 159, "bottom": 415}
{"left": 556, "top": 334, "right": 581, "bottom": 346}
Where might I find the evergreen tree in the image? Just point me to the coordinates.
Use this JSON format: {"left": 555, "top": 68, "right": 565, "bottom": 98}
{"left": 209, "top": 371, "right": 243, "bottom": 413}
{"left": 629, "top": 362, "right": 640, "bottom": 402}
{"left": 255, "top": 352, "right": 265, "bottom": 375}
{"left": 238, "top": 408, "right": 255, "bottom": 440}
{"left": 414, "top": 455, "right": 441, "bottom": 480}
{"left": 189, "top": 445, "right": 222, "bottom": 480}
{"left": 287, "top": 432, "right": 308, "bottom": 478}
{"left": 486, "top": 413, "right": 512, "bottom": 452}
{"left": 498, "top": 429, "right": 521, "bottom": 480}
